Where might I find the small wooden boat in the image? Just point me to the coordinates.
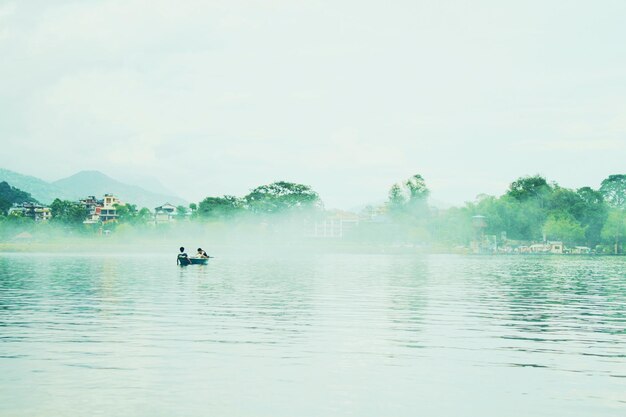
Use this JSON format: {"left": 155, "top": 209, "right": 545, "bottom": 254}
{"left": 178, "top": 257, "right": 209, "bottom": 265}
{"left": 189, "top": 257, "right": 208, "bottom": 265}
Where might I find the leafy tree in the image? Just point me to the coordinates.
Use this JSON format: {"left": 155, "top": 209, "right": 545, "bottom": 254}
{"left": 113, "top": 204, "right": 152, "bottom": 226}
{"left": 136, "top": 207, "right": 153, "bottom": 225}
{"left": 405, "top": 174, "right": 429, "bottom": 201}
{"left": 244, "top": 182, "right": 321, "bottom": 214}
{"left": 506, "top": 175, "right": 552, "bottom": 207}
{"left": 404, "top": 174, "right": 429, "bottom": 215}
{"left": 0, "top": 198, "right": 10, "bottom": 216}
{"left": 471, "top": 195, "right": 512, "bottom": 238}
{"left": 176, "top": 205, "right": 188, "bottom": 218}
{"left": 114, "top": 203, "right": 137, "bottom": 223}
{"left": 50, "top": 199, "right": 69, "bottom": 218}
{"left": 50, "top": 199, "right": 86, "bottom": 225}
{"left": 494, "top": 195, "right": 547, "bottom": 241}
{"left": 198, "top": 195, "right": 244, "bottom": 219}
{"left": 601, "top": 209, "right": 626, "bottom": 254}
{"left": 542, "top": 214, "right": 586, "bottom": 245}
{"left": 387, "top": 174, "right": 429, "bottom": 216}
{"left": 385, "top": 174, "right": 431, "bottom": 242}
{"left": 600, "top": 174, "right": 626, "bottom": 209}
{"left": 576, "top": 187, "right": 608, "bottom": 246}
{"left": 547, "top": 186, "right": 584, "bottom": 219}
{"left": 387, "top": 183, "right": 406, "bottom": 215}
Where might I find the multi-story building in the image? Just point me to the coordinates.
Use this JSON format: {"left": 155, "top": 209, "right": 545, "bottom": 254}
{"left": 8, "top": 203, "right": 51, "bottom": 222}
{"left": 100, "top": 194, "right": 123, "bottom": 223}
{"left": 79, "top": 195, "right": 101, "bottom": 224}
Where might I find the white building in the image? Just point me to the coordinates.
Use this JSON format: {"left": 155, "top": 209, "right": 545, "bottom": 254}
{"left": 308, "top": 211, "right": 359, "bottom": 238}
{"left": 100, "top": 194, "right": 123, "bottom": 223}
{"left": 154, "top": 203, "right": 177, "bottom": 224}
{"left": 8, "top": 203, "right": 51, "bottom": 222}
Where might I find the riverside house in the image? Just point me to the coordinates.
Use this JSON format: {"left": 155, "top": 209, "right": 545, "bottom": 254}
{"left": 8, "top": 203, "right": 51, "bottom": 222}
{"left": 154, "top": 203, "right": 177, "bottom": 224}
{"left": 100, "top": 194, "right": 123, "bottom": 223}
{"left": 80, "top": 195, "right": 101, "bottom": 224}
{"left": 79, "top": 194, "right": 124, "bottom": 224}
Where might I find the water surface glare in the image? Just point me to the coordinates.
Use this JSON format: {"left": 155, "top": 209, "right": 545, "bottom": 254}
{"left": 1, "top": 253, "right": 625, "bottom": 416}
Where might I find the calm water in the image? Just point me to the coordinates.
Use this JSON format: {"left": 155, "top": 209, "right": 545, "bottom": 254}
{"left": 1, "top": 253, "right": 625, "bottom": 416}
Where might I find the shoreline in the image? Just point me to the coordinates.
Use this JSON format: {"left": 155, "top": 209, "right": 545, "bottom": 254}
{"left": 0, "top": 241, "right": 621, "bottom": 256}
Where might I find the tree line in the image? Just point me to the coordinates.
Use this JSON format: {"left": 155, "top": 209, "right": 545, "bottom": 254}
{"left": 2, "top": 174, "right": 626, "bottom": 253}
{"left": 0, "top": 181, "right": 322, "bottom": 235}
{"left": 386, "top": 174, "right": 626, "bottom": 253}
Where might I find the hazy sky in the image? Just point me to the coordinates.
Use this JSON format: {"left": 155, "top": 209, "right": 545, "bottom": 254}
{"left": 1, "top": 0, "right": 625, "bottom": 209}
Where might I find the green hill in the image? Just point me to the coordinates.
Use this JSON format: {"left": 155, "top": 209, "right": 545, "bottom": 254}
{"left": 0, "top": 169, "right": 71, "bottom": 203}
{"left": 0, "top": 181, "right": 38, "bottom": 214}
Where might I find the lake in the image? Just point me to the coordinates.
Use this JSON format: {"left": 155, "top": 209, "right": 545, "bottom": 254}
{"left": 1, "top": 253, "right": 625, "bottom": 416}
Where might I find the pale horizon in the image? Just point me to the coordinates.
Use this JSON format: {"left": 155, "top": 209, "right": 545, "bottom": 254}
{"left": 1, "top": 0, "right": 625, "bottom": 209}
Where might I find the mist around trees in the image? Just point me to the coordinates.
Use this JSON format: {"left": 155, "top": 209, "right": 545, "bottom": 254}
{"left": 1, "top": 174, "right": 626, "bottom": 254}
{"left": 428, "top": 174, "right": 626, "bottom": 254}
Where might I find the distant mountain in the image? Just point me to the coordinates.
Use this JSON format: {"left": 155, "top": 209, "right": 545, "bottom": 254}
{"left": 117, "top": 173, "right": 178, "bottom": 197}
{"left": 52, "top": 170, "right": 187, "bottom": 209}
{"left": 0, "top": 168, "right": 187, "bottom": 209}
{"left": 0, "top": 168, "right": 71, "bottom": 203}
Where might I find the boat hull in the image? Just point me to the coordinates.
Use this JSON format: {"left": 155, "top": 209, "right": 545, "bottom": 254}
{"left": 179, "top": 257, "right": 209, "bottom": 265}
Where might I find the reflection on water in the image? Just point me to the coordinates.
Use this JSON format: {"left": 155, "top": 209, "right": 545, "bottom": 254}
{"left": 1, "top": 253, "right": 625, "bottom": 416}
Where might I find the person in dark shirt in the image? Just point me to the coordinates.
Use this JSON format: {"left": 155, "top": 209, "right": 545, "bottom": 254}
{"left": 177, "top": 247, "right": 191, "bottom": 265}
{"left": 196, "top": 248, "right": 209, "bottom": 258}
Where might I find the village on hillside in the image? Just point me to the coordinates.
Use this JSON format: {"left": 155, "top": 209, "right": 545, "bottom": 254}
{"left": 8, "top": 194, "right": 180, "bottom": 227}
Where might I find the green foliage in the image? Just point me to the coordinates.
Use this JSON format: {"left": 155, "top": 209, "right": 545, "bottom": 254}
{"left": 136, "top": 208, "right": 152, "bottom": 223}
{"left": 542, "top": 214, "right": 586, "bottom": 245}
{"left": 387, "top": 184, "right": 406, "bottom": 214}
{"left": 600, "top": 174, "right": 626, "bottom": 209}
{"left": 0, "top": 181, "right": 38, "bottom": 214}
{"left": 114, "top": 204, "right": 152, "bottom": 226}
{"left": 601, "top": 209, "right": 626, "bottom": 254}
{"left": 441, "top": 175, "right": 613, "bottom": 248}
{"left": 387, "top": 174, "right": 429, "bottom": 216}
{"left": 244, "top": 182, "right": 321, "bottom": 214}
{"left": 431, "top": 206, "right": 474, "bottom": 245}
{"left": 506, "top": 175, "right": 552, "bottom": 206}
{"left": 0, "top": 198, "right": 10, "bottom": 215}
{"left": 405, "top": 174, "right": 429, "bottom": 201}
{"left": 198, "top": 195, "right": 244, "bottom": 220}
{"left": 176, "top": 205, "right": 188, "bottom": 218}
{"left": 385, "top": 174, "right": 431, "bottom": 242}
{"left": 576, "top": 187, "right": 608, "bottom": 246}
{"left": 50, "top": 199, "right": 86, "bottom": 225}
{"left": 0, "top": 212, "right": 35, "bottom": 240}
{"left": 472, "top": 193, "right": 546, "bottom": 241}
{"left": 113, "top": 203, "right": 136, "bottom": 223}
